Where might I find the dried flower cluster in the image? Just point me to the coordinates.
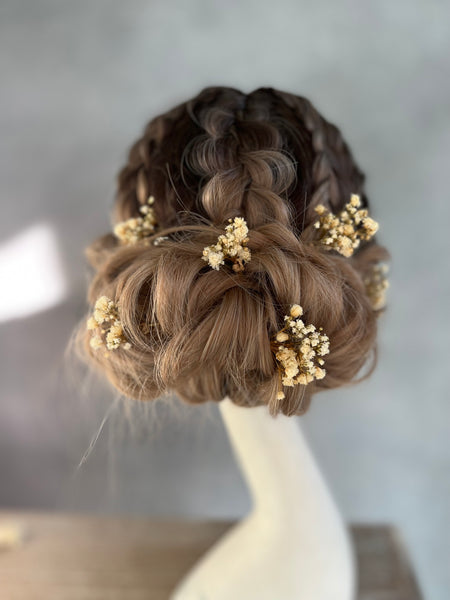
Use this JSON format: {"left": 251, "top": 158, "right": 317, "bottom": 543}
{"left": 363, "top": 263, "right": 390, "bottom": 310}
{"left": 202, "top": 217, "right": 251, "bottom": 272}
{"left": 313, "top": 194, "right": 379, "bottom": 257}
{"left": 271, "top": 304, "right": 330, "bottom": 400}
{"left": 113, "top": 195, "right": 157, "bottom": 245}
{"left": 87, "top": 296, "right": 131, "bottom": 356}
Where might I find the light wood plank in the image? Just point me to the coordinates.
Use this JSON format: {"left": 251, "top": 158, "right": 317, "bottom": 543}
{"left": 0, "top": 512, "right": 422, "bottom": 599}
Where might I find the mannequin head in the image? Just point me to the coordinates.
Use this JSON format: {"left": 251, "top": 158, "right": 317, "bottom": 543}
{"left": 72, "top": 86, "right": 390, "bottom": 416}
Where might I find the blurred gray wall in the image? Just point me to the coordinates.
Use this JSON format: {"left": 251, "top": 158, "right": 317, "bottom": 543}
{"left": 1, "top": 1, "right": 449, "bottom": 599}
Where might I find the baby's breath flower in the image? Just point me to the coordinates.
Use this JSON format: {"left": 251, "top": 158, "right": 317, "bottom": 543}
{"left": 86, "top": 316, "right": 98, "bottom": 330}
{"left": 93, "top": 295, "right": 118, "bottom": 324}
{"left": 202, "top": 247, "right": 225, "bottom": 270}
{"left": 271, "top": 304, "right": 330, "bottom": 400}
{"left": 106, "top": 321, "right": 124, "bottom": 350}
{"left": 89, "top": 334, "right": 104, "bottom": 350}
{"left": 313, "top": 194, "right": 379, "bottom": 257}
{"left": 202, "top": 217, "right": 251, "bottom": 272}
{"left": 290, "top": 304, "right": 303, "bottom": 318}
{"left": 86, "top": 296, "right": 131, "bottom": 355}
{"left": 113, "top": 195, "right": 157, "bottom": 245}
{"left": 275, "top": 331, "right": 289, "bottom": 343}
{"left": 363, "top": 262, "right": 390, "bottom": 311}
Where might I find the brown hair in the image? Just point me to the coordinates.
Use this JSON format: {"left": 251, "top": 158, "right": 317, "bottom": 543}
{"left": 71, "top": 86, "right": 390, "bottom": 416}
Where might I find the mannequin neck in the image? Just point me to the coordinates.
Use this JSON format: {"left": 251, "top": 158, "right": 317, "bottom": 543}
{"left": 219, "top": 396, "right": 339, "bottom": 529}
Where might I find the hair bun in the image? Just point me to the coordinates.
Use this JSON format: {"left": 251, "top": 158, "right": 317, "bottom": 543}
{"left": 72, "top": 86, "right": 390, "bottom": 416}
{"left": 75, "top": 214, "right": 386, "bottom": 416}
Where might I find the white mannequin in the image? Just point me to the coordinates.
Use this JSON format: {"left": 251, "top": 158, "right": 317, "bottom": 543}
{"left": 171, "top": 395, "right": 356, "bottom": 600}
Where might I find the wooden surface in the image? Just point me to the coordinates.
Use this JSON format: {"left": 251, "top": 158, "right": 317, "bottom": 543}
{"left": 0, "top": 511, "right": 422, "bottom": 600}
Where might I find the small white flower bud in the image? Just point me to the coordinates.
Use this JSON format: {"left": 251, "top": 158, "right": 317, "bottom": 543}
{"left": 276, "top": 331, "right": 289, "bottom": 342}
{"left": 290, "top": 304, "right": 303, "bottom": 318}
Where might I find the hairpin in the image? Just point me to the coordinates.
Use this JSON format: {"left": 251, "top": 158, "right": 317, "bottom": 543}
{"left": 113, "top": 195, "right": 158, "bottom": 245}
{"left": 270, "top": 304, "right": 330, "bottom": 400}
{"left": 202, "top": 216, "right": 251, "bottom": 272}
{"left": 313, "top": 194, "right": 379, "bottom": 257}
{"left": 87, "top": 295, "right": 131, "bottom": 356}
{"left": 153, "top": 236, "right": 170, "bottom": 246}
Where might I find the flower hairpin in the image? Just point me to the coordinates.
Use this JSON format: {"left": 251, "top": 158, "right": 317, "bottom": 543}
{"left": 313, "top": 194, "right": 379, "bottom": 257}
{"left": 270, "top": 304, "right": 330, "bottom": 400}
{"left": 113, "top": 195, "right": 158, "bottom": 245}
{"left": 202, "top": 216, "right": 251, "bottom": 272}
{"left": 87, "top": 296, "right": 131, "bottom": 357}
{"left": 363, "top": 263, "right": 390, "bottom": 311}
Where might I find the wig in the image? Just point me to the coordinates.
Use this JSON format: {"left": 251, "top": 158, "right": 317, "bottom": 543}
{"left": 72, "top": 86, "right": 390, "bottom": 416}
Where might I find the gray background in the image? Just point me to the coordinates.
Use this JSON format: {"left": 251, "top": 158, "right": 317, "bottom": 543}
{"left": 1, "top": 1, "right": 449, "bottom": 599}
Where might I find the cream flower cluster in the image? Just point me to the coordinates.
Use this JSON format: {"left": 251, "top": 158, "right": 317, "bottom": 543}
{"left": 202, "top": 217, "right": 251, "bottom": 272}
{"left": 113, "top": 195, "right": 157, "bottom": 245}
{"left": 271, "top": 304, "right": 330, "bottom": 400}
{"left": 313, "top": 194, "right": 379, "bottom": 257}
{"left": 87, "top": 296, "right": 131, "bottom": 355}
{"left": 363, "top": 263, "right": 390, "bottom": 310}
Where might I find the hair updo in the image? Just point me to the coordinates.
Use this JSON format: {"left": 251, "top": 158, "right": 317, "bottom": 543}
{"left": 73, "top": 86, "right": 390, "bottom": 416}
